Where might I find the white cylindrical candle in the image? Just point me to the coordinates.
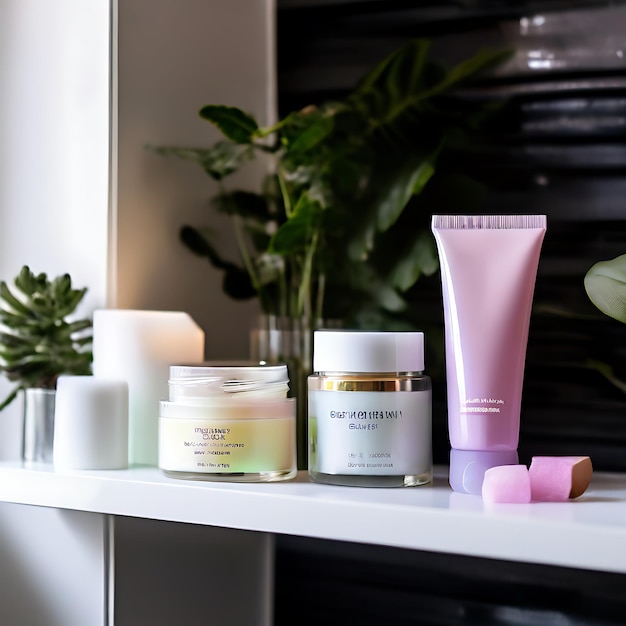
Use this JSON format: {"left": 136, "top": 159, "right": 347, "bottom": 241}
{"left": 92, "top": 310, "right": 205, "bottom": 466}
{"left": 53, "top": 376, "right": 129, "bottom": 470}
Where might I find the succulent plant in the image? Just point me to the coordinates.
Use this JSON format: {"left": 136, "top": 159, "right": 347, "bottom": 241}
{"left": 0, "top": 266, "right": 92, "bottom": 410}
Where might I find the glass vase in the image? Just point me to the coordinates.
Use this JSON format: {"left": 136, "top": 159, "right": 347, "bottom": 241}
{"left": 250, "top": 315, "right": 338, "bottom": 470}
{"left": 22, "top": 387, "right": 56, "bottom": 464}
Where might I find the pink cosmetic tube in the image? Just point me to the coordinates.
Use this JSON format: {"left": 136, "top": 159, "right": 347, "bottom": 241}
{"left": 431, "top": 215, "right": 547, "bottom": 451}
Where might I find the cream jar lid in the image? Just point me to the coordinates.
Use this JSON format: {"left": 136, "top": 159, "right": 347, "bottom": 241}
{"left": 169, "top": 361, "right": 289, "bottom": 402}
{"left": 160, "top": 398, "right": 295, "bottom": 419}
{"left": 313, "top": 330, "right": 424, "bottom": 374}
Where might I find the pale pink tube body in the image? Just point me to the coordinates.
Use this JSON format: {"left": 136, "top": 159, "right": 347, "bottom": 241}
{"left": 432, "top": 215, "right": 547, "bottom": 451}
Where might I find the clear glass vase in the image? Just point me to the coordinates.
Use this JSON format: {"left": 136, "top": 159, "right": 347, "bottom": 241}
{"left": 250, "top": 315, "right": 338, "bottom": 470}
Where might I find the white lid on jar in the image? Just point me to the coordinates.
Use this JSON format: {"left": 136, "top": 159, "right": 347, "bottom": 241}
{"left": 169, "top": 361, "right": 289, "bottom": 402}
{"left": 313, "top": 330, "right": 424, "bottom": 373}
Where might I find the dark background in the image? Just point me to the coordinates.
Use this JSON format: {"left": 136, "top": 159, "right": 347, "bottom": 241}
{"left": 274, "top": 2, "right": 626, "bottom": 624}
{"left": 278, "top": 0, "right": 626, "bottom": 472}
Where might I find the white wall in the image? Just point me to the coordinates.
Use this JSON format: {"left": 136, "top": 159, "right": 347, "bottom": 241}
{"left": 115, "top": 0, "right": 273, "bottom": 360}
{"left": 0, "top": 0, "right": 111, "bottom": 460}
{"left": 0, "top": 2, "right": 111, "bottom": 622}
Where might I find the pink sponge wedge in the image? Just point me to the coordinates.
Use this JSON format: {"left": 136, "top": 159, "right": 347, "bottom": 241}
{"left": 529, "top": 456, "right": 593, "bottom": 501}
{"left": 479, "top": 456, "right": 593, "bottom": 504}
{"left": 482, "top": 465, "right": 531, "bottom": 504}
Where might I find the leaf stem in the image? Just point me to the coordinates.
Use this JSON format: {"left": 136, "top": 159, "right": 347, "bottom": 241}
{"left": 315, "top": 270, "right": 326, "bottom": 323}
{"left": 298, "top": 230, "right": 319, "bottom": 319}
{"left": 277, "top": 168, "right": 293, "bottom": 218}
{"left": 0, "top": 386, "right": 21, "bottom": 412}
{"left": 232, "top": 215, "right": 261, "bottom": 292}
{"left": 279, "top": 264, "right": 288, "bottom": 317}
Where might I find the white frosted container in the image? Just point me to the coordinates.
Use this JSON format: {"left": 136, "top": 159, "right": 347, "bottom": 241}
{"left": 92, "top": 310, "right": 205, "bottom": 466}
{"left": 308, "top": 330, "right": 432, "bottom": 488}
{"left": 53, "top": 376, "right": 129, "bottom": 470}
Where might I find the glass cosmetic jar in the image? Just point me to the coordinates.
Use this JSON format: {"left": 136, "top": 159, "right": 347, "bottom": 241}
{"left": 158, "top": 362, "right": 296, "bottom": 482}
{"left": 308, "top": 331, "right": 432, "bottom": 487}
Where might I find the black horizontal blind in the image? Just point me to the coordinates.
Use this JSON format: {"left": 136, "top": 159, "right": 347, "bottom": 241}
{"left": 277, "top": 0, "right": 626, "bottom": 471}
{"left": 275, "top": 6, "right": 626, "bottom": 624}
{"left": 275, "top": 535, "right": 626, "bottom": 626}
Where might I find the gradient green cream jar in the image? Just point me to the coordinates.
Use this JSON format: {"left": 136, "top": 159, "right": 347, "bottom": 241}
{"left": 158, "top": 363, "right": 296, "bottom": 482}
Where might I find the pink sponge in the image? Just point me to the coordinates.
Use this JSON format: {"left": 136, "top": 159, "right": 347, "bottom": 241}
{"left": 529, "top": 456, "right": 593, "bottom": 501}
{"left": 482, "top": 465, "right": 531, "bottom": 504}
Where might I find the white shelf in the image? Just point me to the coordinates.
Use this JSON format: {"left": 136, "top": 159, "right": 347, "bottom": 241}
{"left": 0, "top": 462, "right": 625, "bottom": 575}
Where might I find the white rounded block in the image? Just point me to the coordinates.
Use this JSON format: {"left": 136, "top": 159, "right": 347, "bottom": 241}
{"left": 53, "top": 376, "right": 129, "bottom": 470}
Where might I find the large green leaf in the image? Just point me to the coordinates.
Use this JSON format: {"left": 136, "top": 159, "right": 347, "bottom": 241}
{"left": 388, "top": 230, "right": 439, "bottom": 292}
{"left": 282, "top": 108, "right": 335, "bottom": 153}
{"left": 376, "top": 157, "right": 436, "bottom": 233}
{"left": 0, "top": 282, "right": 32, "bottom": 317}
{"left": 14, "top": 266, "right": 36, "bottom": 296}
{"left": 370, "top": 282, "right": 406, "bottom": 313}
{"left": 354, "top": 40, "right": 431, "bottom": 119}
{"left": 347, "top": 150, "right": 437, "bottom": 262}
{"left": 355, "top": 41, "right": 417, "bottom": 94}
{"left": 179, "top": 227, "right": 256, "bottom": 300}
{"left": 52, "top": 274, "right": 71, "bottom": 300}
{"left": 56, "top": 288, "right": 88, "bottom": 320}
{"left": 199, "top": 105, "right": 259, "bottom": 144}
{"left": 0, "top": 308, "right": 31, "bottom": 329}
{"left": 352, "top": 41, "right": 510, "bottom": 127}
{"left": 269, "top": 194, "right": 322, "bottom": 255}
{"left": 0, "top": 387, "right": 20, "bottom": 412}
{"left": 52, "top": 319, "right": 92, "bottom": 341}
{"left": 418, "top": 47, "right": 513, "bottom": 101}
{"left": 151, "top": 142, "right": 252, "bottom": 181}
{"left": 180, "top": 226, "right": 227, "bottom": 268}
{"left": 222, "top": 265, "right": 256, "bottom": 300}
{"left": 584, "top": 254, "right": 626, "bottom": 323}
{"left": 212, "top": 191, "right": 270, "bottom": 220}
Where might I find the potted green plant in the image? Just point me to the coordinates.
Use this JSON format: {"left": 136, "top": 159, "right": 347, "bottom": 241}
{"left": 152, "top": 39, "right": 508, "bottom": 325}
{"left": 0, "top": 266, "right": 93, "bottom": 462}
{"left": 152, "top": 39, "right": 510, "bottom": 465}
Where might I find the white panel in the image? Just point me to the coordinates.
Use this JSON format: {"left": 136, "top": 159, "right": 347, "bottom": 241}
{"left": 0, "top": 0, "right": 111, "bottom": 459}
{"left": 0, "top": 3, "right": 111, "bottom": 625}
{"left": 0, "top": 0, "right": 109, "bottom": 304}
{"left": 115, "top": 0, "right": 276, "bottom": 360}
{"left": 0, "top": 504, "right": 107, "bottom": 626}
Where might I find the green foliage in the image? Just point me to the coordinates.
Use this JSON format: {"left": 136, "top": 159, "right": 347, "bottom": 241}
{"left": 584, "top": 254, "right": 626, "bottom": 324}
{"left": 0, "top": 266, "right": 92, "bottom": 410}
{"left": 154, "top": 39, "right": 510, "bottom": 326}
{"left": 583, "top": 255, "right": 626, "bottom": 394}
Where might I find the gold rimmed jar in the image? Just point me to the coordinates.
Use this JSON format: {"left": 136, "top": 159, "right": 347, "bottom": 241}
{"left": 308, "top": 331, "right": 432, "bottom": 488}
